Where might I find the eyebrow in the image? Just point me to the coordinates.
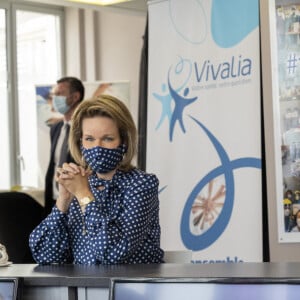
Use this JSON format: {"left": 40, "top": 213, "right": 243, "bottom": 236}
{"left": 82, "top": 133, "right": 116, "bottom": 137}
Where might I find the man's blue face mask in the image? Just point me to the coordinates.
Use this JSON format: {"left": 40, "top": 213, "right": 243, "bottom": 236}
{"left": 52, "top": 95, "right": 70, "bottom": 115}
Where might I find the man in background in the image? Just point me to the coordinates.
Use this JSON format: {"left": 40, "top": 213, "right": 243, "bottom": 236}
{"left": 44, "top": 76, "right": 85, "bottom": 215}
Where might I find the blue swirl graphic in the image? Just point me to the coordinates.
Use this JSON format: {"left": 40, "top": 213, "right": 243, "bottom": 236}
{"left": 180, "top": 116, "right": 261, "bottom": 250}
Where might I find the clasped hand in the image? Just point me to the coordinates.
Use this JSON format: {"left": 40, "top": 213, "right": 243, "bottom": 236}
{"left": 55, "top": 163, "right": 91, "bottom": 212}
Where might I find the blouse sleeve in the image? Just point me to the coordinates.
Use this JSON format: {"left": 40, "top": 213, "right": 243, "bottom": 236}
{"left": 86, "top": 173, "right": 159, "bottom": 264}
{"left": 29, "top": 206, "right": 73, "bottom": 264}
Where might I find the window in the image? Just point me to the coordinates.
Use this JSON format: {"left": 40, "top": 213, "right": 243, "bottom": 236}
{"left": 0, "top": 2, "right": 63, "bottom": 190}
{"left": 0, "top": 8, "right": 9, "bottom": 189}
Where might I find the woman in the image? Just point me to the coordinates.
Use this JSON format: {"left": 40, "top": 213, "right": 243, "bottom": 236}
{"left": 29, "top": 95, "right": 164, "bottom": 264}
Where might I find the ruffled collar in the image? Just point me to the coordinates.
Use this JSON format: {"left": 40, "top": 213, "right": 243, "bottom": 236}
{"left": 88, "top": 170, "right": 121, "bottom": 189}
{"left": 88, "top": 171, "right": 123, "bottom": 217}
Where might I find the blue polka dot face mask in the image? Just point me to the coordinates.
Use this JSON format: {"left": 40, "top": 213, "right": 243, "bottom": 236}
{"left": 81, "top": 144, "right": 127, "bottom": 174}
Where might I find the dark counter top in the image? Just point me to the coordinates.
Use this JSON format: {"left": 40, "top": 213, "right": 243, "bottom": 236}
{"left": 1, "top": 262, "right": 300, "bottom": 287}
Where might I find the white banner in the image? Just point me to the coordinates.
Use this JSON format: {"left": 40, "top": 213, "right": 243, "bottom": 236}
{"left": 147, "top": 0, "right": 262, "bottom": 262}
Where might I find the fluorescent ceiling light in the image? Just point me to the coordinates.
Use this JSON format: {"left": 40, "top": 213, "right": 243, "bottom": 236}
{"left": 66, "top": 0, "right": 133, "bottom": 5}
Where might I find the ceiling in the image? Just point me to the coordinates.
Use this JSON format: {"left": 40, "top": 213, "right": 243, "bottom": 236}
{"left": 106, "top": 0, "right": 147, "bottom": 13}
{"left": 25, "top": 0, "right": 148, "bottom": 14}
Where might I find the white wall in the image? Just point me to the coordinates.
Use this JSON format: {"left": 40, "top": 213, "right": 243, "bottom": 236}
{"left": 64, "top": 7, "right": 146, "bottom": 123}
{"left": 96, "top": 10, "right": 146, "bottom": 121}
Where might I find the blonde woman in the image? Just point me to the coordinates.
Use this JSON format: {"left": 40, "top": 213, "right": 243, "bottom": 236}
{"left": 30, "top": 95, "right": 164, "bottom": 264}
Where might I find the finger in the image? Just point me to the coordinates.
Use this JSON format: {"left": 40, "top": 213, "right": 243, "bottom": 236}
{"left": 62, "top": 163, "right": 80, "bottom": 174}
{"left": 57, "top": 167, "right": 69, "bottom": 176}
{"left": 56, "top": 167, "right": 64, "bottom": 176}
{"left": 57, "top": 168, "right": 75, "bottom": 180}
{"left": 79, "top": 166, "right": 88, "bottom": 176}
{"left": 61, "top": 172, "right": 75, "bottom": 179}
{"left": 54, "top": 172, "right": 59, "bottom": 181}
{"left": 85, "top": 168, "right": 93, "bottom": 176}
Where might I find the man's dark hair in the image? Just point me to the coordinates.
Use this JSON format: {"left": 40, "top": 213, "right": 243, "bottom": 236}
{"left": 57, "top": 76, "right": 85, "bottom": 102}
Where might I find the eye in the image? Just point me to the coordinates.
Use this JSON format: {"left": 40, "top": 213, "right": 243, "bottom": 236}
{"left": 84, "top": 136, "right": 94, "bottom": 142}
{"left": 103, "top": 136, "right": 114, "bottom": 142}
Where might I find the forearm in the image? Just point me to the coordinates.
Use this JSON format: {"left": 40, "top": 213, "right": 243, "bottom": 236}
{"left": 84, "top": 208, "right": 153, "bottom": 264}
{"left": 29, "top": 208, "right": 72, "bottom": 264}
{"left": 92, "top": 222, "right": 130, "bottom": 264}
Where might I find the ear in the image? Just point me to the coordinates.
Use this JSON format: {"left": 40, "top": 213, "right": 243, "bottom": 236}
{"left": 73, "top": 91, "right": 81, "bottom": 103}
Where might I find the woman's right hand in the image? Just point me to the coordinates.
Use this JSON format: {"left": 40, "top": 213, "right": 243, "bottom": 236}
{"left": 55, "top": 167, "right": 76, "bottom": 213}
{"left": 56, "top": 163, "right": 92, "bottom": 213}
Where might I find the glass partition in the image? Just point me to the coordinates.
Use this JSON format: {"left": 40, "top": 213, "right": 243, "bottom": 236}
{"left": 273, "top": 1, "right": 300, "bottom": 242}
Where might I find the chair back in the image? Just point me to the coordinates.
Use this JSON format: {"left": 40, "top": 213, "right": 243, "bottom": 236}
{"left": 0, "top": 192, "right": 43, "bottom": 263}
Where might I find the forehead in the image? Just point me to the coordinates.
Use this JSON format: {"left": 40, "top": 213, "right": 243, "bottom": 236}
{"left": 82, "top": 116, "right": 119, "bottom": 134}
{"left": 53, "top": 81, "right": 70, "bottom": 95}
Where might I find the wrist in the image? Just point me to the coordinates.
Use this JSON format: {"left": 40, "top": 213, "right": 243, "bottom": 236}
{"left": 56, "top": 197, "right": 71, "bottom": 213}
{"left": 76, "top": 188, "right": 93, "bottom": 201}
{"left": 77, "top": 195, "right": 95, "bottom": 207}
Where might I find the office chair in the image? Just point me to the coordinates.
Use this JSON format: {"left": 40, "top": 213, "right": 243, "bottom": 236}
{"left": 0, "top": 192, "right": 44, "bottom": 263}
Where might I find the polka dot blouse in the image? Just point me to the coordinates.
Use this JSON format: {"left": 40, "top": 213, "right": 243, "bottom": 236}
{"left": 29, "top": 169, "right": 164, "bottom": 264}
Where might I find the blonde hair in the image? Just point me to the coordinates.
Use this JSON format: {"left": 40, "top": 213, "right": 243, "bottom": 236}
{"left": 69, "top": 94, "right": 137, "bottom": 171}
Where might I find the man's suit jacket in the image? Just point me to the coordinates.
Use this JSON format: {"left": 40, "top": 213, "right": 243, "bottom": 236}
{"left": 44, "top": 121, "right": 74, "bottom": 216}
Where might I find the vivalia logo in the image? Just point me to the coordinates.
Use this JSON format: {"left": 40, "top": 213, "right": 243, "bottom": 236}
{"left": 194, "top": 55, "right": 252, "bottom": 82}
